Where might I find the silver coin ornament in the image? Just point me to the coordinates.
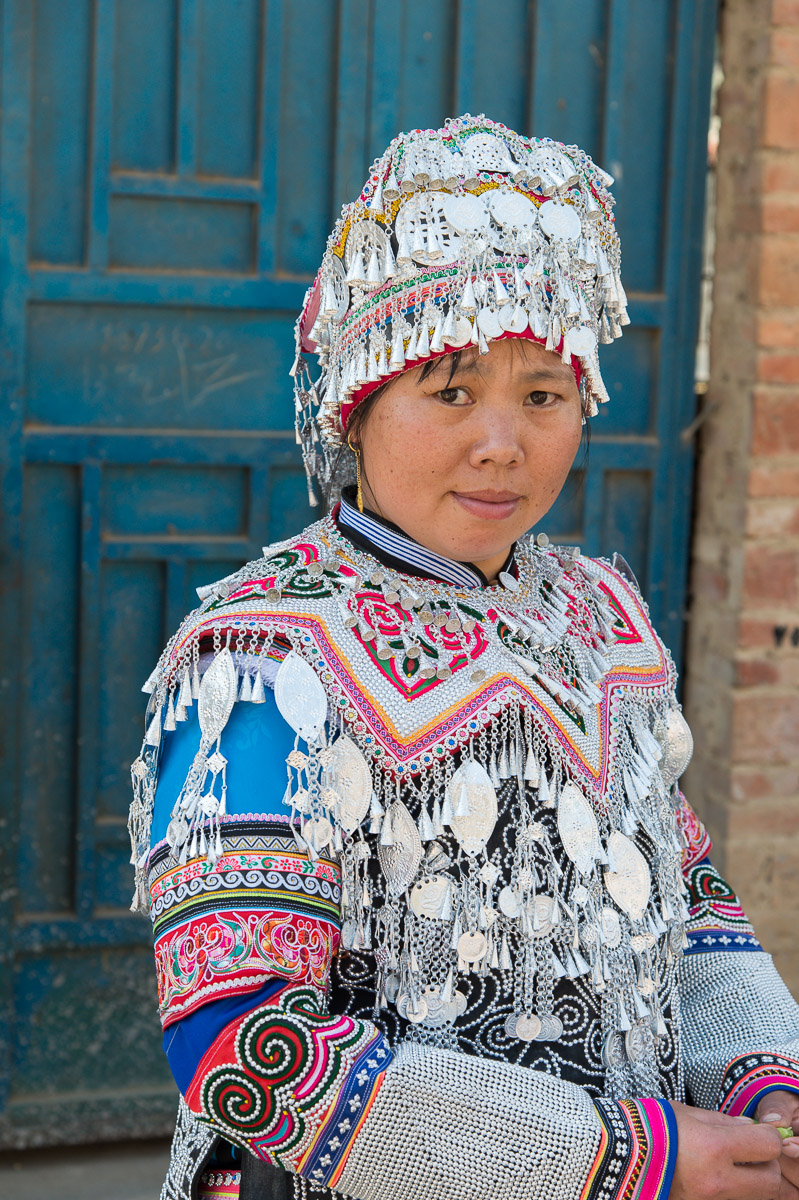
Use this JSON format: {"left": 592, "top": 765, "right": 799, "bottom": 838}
{"left": 657, "top": 708, "right": 694, "bottom": 788}
{"left": 499, "top": 304, "right": 529, "bottom": 333}
{"left": 498, "top": 885, "right": 521, "bottom": 918}
{"left": 343, "top": 219, "right": 390, "bottom": 273}
{"left": 565, "top": 326, "right": 597, "bottom": 357}
{"left": 442, "top": 192, "right": 489, "bottom": 235}
{"left": 453, "top": 990, "right": 468, "bottom": 1017}
{"left": 504, "top": 1014, "right": 519, "bottom": 1038}
{"left": 457, "top": 930, "right": 488, "bottom": 962}
{"left": 625, "top": 1024, "right": 648, "bottom": 1063}
{"left": 378, "top": 800, "right": 423, "bottom": 897}
{"left": 530, "top": 894, "right": 556, "bottom": 938}
{"left": 409, "top": 875, "right": 453, "bottom": 920}
{"left": 323, "top": 255, "right": 349, "bottom": 322}
{"left": 557, "top": 783, "right": 601, "bottom": 875}
{"left": 445, "top": 315, "right": 475, "bottom": 347}
{"left": 538, "top": 199, "right": 582, "bottom": 242}
{"left": 447, "top": 760, "right": 498, "bottom": 855}
{"left": 476, "top": 307, "right": 504, "bottom": 338}
{"left": 515, "top": 1014, "right": 542, "bottom": 1042}
{"left": 600, "top": 906, "right": 622, "bottom": 949}
{"left": 397, "top": 193, "right": 462, "bottom": 265}
{"left": 304, "top": 815, "right": 333, "bottom": 852}
{"left": 198, "top": 646, "right": 238, "bottom": 742}
{"left": 542, "top": 1014, "right": 564, "bottom": 1041}
{"left": 329, "top": 734, "right": 372, "bottom": 832}
{"left": 463, "top": 132, "right": 515, "bottom": 173}
{"left": 602, "top": 1031, "right": 627, "bottom": 1069}
{"left": 275, "top": 651, "right": 328, "bottom": 742}
{"left": 486, "top": 189, "right": 537, "bottom": 230}
{"left": 604, "top": 832, "right": 651, "bottom": 922}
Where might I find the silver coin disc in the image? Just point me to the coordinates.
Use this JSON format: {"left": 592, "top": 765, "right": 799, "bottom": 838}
{"left": 504, "top": 1013, "right": 519, "bottom": 1038}
{"left": 538, "top": 200, "right": 582, "bottom": 242}
{"left": 409, "top": 875, "right": 452, "bottom": 920}
{"left": 487, "top": 189, "right": 537, "bottom": 230}
{"left": 499, "top": 303, "right": 528, "bottom": 333}
{"left": 404, "top": 996, "right": 429, "bottom": 1024}
{"left": 445, "top": 315, "right": 474, "bottom": 347}
{"left": 515, "top": 1013, "right": 542, "bottom": 1042}
{"left": 304, "top": 816, "right": 333, "bottom": 850}
{"left": 625, "top": 1024, "right": 648, "bottom": 1063}
{"left": 453, "top": 990, "right": 468, "bottom": 1016}
{"left": 530, "top": 893, "right": 556, "bottom": 938}
{"left": 443, "top": 192, "right": 490, "bottom": 234}
{"left": 499, "top": 885, "right": 521, "bottom": 917}
{"left": 600, "top": 906, "right": 622, "bottom": 949}
{"left": 476, "top": 307, "right": 504, "bottom": 338}
{"left": 602, "top": 1031, "right": 627, "bottom": 1070}
{"left": 565, "top": 325, "right": 597, "bottom": 357}
{"left": 457, "top": 930, "right": 488, "bottom": 962}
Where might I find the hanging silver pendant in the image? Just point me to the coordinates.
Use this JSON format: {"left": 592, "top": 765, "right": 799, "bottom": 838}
{"left": 330, "top": 734, "right": 372, "bottom": 832}
{"left": 377, "top": 800, "right": 422, "bottom": 897}
{"left": 409, "top": 875, "right": 453, "bottom": 920}
{"left": 515, "top": 1013, "right": 542, "bottom": 1041}
{"left": 275, "top": 651, "right": 327, "bottom": 742}
{"left": 198, "top": 646, "right": 238, "bottom": 742}
{"left": 447, "top": 760, "right": 498, "bottom": 855}
{"left": 604, "top": 832, "right": 651, "bottom": 921}
{"left": 557, "top": 782, "right": 601, "bottom": 875}
{"left": 657, "top": 708, "right": 694, "bottom": 788}
{"left": 457, "top": 930, "right": 487, "bottom": 962}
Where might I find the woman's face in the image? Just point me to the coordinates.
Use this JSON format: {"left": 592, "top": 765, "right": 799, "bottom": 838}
{"left": 355, "top": 338, "right": 584, "bottom": 580}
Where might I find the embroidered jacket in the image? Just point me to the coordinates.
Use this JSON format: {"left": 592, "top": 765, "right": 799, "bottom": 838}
{"left": 132, "top": 507, "right": 799, "bottom": 1200}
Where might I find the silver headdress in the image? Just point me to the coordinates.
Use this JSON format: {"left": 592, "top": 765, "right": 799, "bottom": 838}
{"left": 292, "top": 114, "right": 628, "bottom": 503}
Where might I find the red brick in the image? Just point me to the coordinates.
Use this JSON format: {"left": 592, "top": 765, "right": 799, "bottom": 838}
{"left": 757, "top": 311, "right": 799, "bottom": 347}
{"left": 759, "top": 236, "right": 799, "bottom": 305}
{"left": 745, "top": 496, "right": 799, "bottom": 536}
{"left": 771, "top": 28, "right": 799, "bottom": 67}
{"left": 735, "top": 658, "right": 780, "bottom": 686}
{"left": 748, "top": 463, "right": 799, "bottom": 495}
{"left": 742, "top": 543, "right": 798, "bottom": 607}
{"left": 728, "top": 801, "right": 799, "bottom": 837}
{"left": 738, "top": 617, "right": 784, "bottom": 649}
{"left": 764, "top": 73, "right": 799, "bottom": 149}
{"left": 751, "top": 389, "right": 799, "bottom": 454}
{"left": 758, "top": 350, "right": 799, "bottom": 382}
{"left": 773, "top": 0, "right": 799, "bottom": 24}
{"left": 690, "top": 561, "right": 729, "bottom": 604}
{"left": 762, "top": 153, "right": 799, "bottom": 193}
{"left": 731, "top": 764, "right": 799, "bottom": 803}
{"left": 763, "top": 195, "right": 799, "bottom": 232}
{"left": 731, "top": 691, "right": 799, "bottom": 761}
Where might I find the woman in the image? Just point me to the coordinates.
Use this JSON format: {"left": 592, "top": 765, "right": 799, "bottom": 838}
{"left": 130, "top": 115, "right": 799, "bottom": 1200}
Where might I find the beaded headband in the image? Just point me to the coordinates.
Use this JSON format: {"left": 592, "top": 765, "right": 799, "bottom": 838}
{"left": 292, "top": 113, "right": 628, "bottom": 504}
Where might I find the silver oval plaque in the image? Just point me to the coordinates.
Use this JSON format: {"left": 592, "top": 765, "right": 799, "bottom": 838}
{"left": 330, "top": 734, "right": 372, "bottom": 832}
{"left": 557, "top": 783, "right": 600, "bottom": 875}
{"left": 377, "top": 800, "right": 423, "bottom": 897}
{"left": 198, "top": 647, "right": 238, "bottom": 742}
{"left": 274, "top": 651, "right": 327, "bottom": 742}
{"left": 604, "top": 832, "right": 651, "bottom": 922}
{"left": 447, "top": 760, "right": 498, "bottom": 855}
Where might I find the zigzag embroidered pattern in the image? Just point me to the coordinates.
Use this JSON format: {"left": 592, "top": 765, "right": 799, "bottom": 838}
{"left": 683, "top": 858, "right": 762, "bottom": 955}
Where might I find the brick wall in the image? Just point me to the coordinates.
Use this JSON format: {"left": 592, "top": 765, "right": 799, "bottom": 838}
{"left": 684, "top": 0, "right": 799, "bottom": 993}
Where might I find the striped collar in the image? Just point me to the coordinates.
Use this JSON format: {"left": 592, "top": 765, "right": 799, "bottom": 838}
{"left": 337, "top": 488, "right": 516, "bottom": 589}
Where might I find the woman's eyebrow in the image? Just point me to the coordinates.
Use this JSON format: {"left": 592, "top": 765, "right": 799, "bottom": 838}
{"left": 447, "top": 360, "right": 574, "bottom": 387}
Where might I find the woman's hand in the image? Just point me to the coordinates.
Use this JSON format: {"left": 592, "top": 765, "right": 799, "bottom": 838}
{"left": 669, "top": 1099, "right": 790, "bottom": 1199}
{"left": 755, "top": 1090, "right": 799, "bottom": 1196}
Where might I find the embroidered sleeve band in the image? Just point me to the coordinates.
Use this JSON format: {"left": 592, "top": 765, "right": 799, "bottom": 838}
{"left": 183, "top": 986, "right": 390, "bottom": 1187}
{"left": 718, "top": 1051, "right": 799, "bottom": 1117}
{"left": 588, "top": 1098, "right": 677, "bottom": 1200}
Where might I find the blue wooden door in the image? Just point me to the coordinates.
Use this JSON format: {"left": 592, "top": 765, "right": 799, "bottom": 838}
{"left": 0, "top": 0, "right": 717, "bottom": 1147}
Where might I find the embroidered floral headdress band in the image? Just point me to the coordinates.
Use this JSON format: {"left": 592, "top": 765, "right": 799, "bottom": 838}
{"left": 292, "top": 113, "right": 628, "bottom": 502}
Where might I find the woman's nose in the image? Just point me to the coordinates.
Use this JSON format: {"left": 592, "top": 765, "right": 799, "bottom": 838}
{"left": 469, "top": 403, "right": 524, "bottom": 465}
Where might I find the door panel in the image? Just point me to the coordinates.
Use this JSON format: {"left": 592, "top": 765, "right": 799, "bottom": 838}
{"left": 0, "top": 0, "right": 717, "bottom": 1146}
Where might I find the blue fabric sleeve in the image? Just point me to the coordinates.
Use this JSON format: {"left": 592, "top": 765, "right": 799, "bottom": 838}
{"left": 151, "top": 691, "right": 297, "bottom": 844}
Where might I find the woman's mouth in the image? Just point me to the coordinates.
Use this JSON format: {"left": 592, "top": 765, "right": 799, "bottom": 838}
{"left": 451, "top": 490, "right": 522, "bottom": 520}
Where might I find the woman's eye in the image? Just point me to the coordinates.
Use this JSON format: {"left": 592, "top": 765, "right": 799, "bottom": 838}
{"left": 437, "top": 387, "right": 471, "bottom": 405}
{"left": 527, "top": 390, "right": 560, "bottom": 407}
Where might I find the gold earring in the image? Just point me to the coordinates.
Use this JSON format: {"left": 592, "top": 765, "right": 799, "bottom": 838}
{"left": 347, "top": 434, "right": 364, "bottom": 513}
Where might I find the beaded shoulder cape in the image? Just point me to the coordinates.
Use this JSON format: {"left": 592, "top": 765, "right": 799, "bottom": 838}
{"left": 130, "top": 515, "right": 694, "bottom": 1101}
